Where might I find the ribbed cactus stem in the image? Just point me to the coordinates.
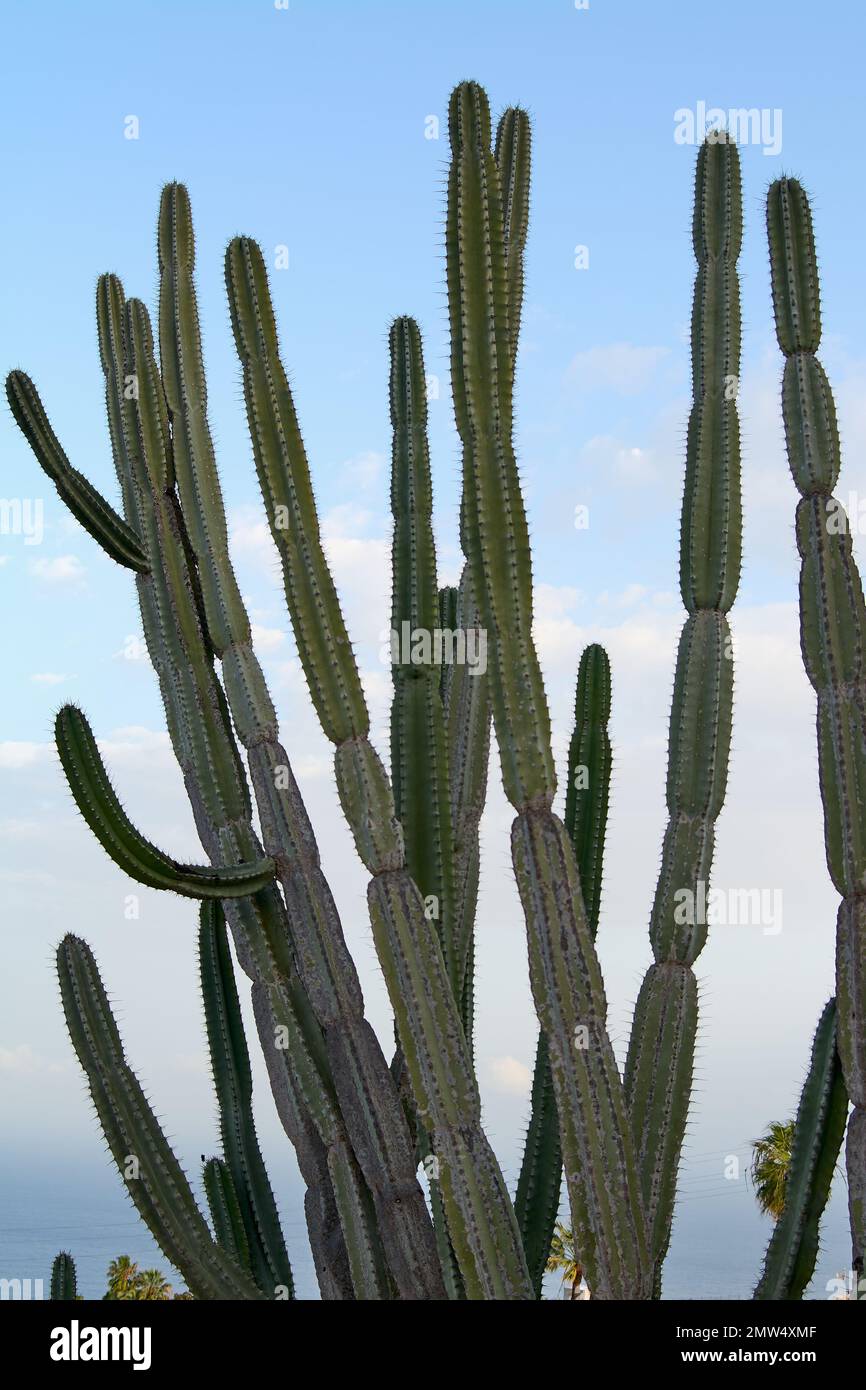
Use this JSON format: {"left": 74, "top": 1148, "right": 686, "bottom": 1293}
{"left": 58, "top": 935, "right": 265, "bottom": 1300}
{"left": 225, "top": 236, "right": 532, "bottom": 1300}
{"left": 95, "top": 272, "right": 383, "bottom": 1300}
{"left": 767, "top": 175, "right": 866, "bottom": 1277}
{"left": 203, "top": 1157, "right": 253, "bottom": 1274}
{"left": 495, "top": 106, "right": 531, "bottom": 357}
{"left": 158, "top": 185, "right": 443, "bottom": 1302}
{"left": 5, "top": 371, "right": 149, "bottom": 572}
{"left": 624, "top": 132, "right": 742, "bottom": 1285}
{"left": 389, "top": 315, "right": 457, "bottom": 991}
{"left": 200, "top": 903, "right": 294, "bottom": 1298}
{"left": 54, "top": 704, "right": 275, "bottom": 898}
{"left": 444, "top": 565, "right": 492, "bottom": 1034}
{"left": 448, "top": 79, "right": 649, "bottom": 1300}
{"left": 516, "top": 643, "right": 612, "bottom": 1295}
{"left": 50, "top": 1252, "right": 78, "bottom": 1301}
{"left": 755, "top": 1000, "right": 848, "bottom": 1299}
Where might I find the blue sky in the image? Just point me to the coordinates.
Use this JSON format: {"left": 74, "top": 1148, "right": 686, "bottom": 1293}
{"left": 2, "top": 0, "right": 865, "bottom": 1297}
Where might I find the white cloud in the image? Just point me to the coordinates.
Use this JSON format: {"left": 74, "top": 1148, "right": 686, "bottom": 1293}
{"left": 487, "top": 1055, "right": 532, "bottom": 1096}
{"left": 0, "top": 741, "right": 48, "bottom": 769}
{"left": 566, "top": 343, "right": 669, "bottom": 395}
{"left": 29, "top": 555, "right": 86, "bottom": 583}
{"left": 250, "top": 623, "right": 286, "bottom": 652}
{"left": 30, "top": 672, "right": 68, "bottom": 685}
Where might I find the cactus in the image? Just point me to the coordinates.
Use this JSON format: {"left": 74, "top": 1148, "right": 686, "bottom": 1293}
{"left": 7, "top": 79, "right": 853, "bottom": 1303}
{"left": 50, "top": 1252, "right": 78, "bottom": 1301}
{"left": 755, "top": 1000, "right": 848, "bottom": 1299}
{"left": 516, "top": 643, "right": 613, "bottom": 1295}
{"left": 623, "top": 132, "right": 741, "bottom": 1291}
{"left": 767, "top": 176, "right": 866, "bottom": 1280}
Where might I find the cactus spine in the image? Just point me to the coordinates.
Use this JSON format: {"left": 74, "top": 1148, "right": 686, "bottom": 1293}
{"left": 767, "top": 176, "right": 866, "bottom": 1278}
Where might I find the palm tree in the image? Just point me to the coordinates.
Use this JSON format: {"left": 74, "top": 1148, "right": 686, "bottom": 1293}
{"left": 105, "top": 1255, "right": 138, "bottom": 1300}
{"left": 546, "top": 1221, "right": 586, "bottom": 1299}
{"left": 104, "top": 1255, "right": 173, "bottom": 1300}
{"left": 136, "top": 1268, "right": 173, "bottom": 1301}
{"left": 750, "top": 1120, "right": 795, "bottom": 1219}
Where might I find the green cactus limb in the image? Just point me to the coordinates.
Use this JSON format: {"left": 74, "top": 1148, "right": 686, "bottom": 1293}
{"left": 225, "top": 236, "right": 368, "bottom": 746}
{"left": 203, "top": 1157, "right": 253, "bottom": 1274}
{"left": 512, "top": 809, "right": 650, "bottom": 1299}
{"left": 447, "top": 82, "right": 554, "bottom": 811}
{"left": 95, "top": 276, "right": 387, "bottom": 1300}
{"left": 58, "top": 935, "right": 265, "bottom": 1300}
{"left": 767, "top": 176, "right": 866, "bottom": 1276}
{"left": 50, "top": 1252, "right": 78, "bottom": 1301}
{"left": 226, "top": 230, "right": 532, "bottom": 1300}
{"left": 623, "top": 962, "right": 697, "bottom": 1265}
{"left": 755, "top": 1000, "right": 848, "bottom": 1300}
{"left": 389, "top": 315, "right": 457, "bottom": 989}
{"left": 370, "top": 869, "right": 529, "bottom": 1300}
{"left": 5, "top": 370, "right": 149, "bottom": 573}
{"left": 54, "top": 704, "right": 275, "bottom": 898}
{"left": 513, "top": 1028, "right": 561, "bottom": 1296}
{"left": 159, "top": 189, "right": 442, "bottom": 1301}
{"left": 447, "top": 80, "right": 648, "bottom": 1299}
{"left": 624, "top": 135, "right": 742, "bottom": 1287}
{"left": 445, "top": 565, "right": 492, "bottom": 1014}
{"left": 200, "top": 903, "right": 294, "bottom": 1298}
{"left": 516, "top": 643, "right": 613, "bottom": 1296}
{"left": 495, "top": 106, "right": 531, "bottom": 357}
{"left": 388, "top": 315, "right": 465, "bottom": 1294}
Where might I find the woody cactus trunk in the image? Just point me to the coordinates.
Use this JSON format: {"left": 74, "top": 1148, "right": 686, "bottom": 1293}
{"left": 6, "top": 81, "right": 862, "bottom": 1299}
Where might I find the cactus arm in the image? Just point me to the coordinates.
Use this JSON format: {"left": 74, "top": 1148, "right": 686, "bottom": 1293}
{"left": 158, "top": 191, "right": 442, "bottom": 1301}
{"left": 50, "top": 1252, "right": 78, "bottom": 1301}
{"left": 200, "top": 903, "right": 294, "bottom": 1298}
{"left": 203, "top": 1157, "right": 253, "bottom": 1274}
{"left": 444, "top": 565, "right": 492, "bottom": 1023}
{"left": 58, "top": 935, "right": 265, "bottom": 1300}
{"left": 447, "top": 80, "right": 649, "bottom": 1300}
{"left": 565, "top": 645, "right": 613, "bottom": 933}
{"left": 54, "top": 704, "right": 275, "bottom": 898}
{"left": 224, "top": 238, "right": 367, "bottom": 745}
{"left": 5, "top": 370, "right": 149, "bottom": 573}
{"left": 754, "top": 1000, "right": 848, "bottom": 1299}
{"left": 623, "top": 133, "right": 742, "bottom": 1286}
{"left": 96, "top": 277, "right": 387, "bottom": 1300}
{"left": 495, "top": 107, "right": 531, "bottom": 359}
{"left": 226, "top": 238, "right": 532, "bottom": 1300}
{"left": 767, "top": 176, "right": 866, "bottom": 1279}
{"left": 389, "top": 315, "right": 457, "bottom": 988}
{"left": 516, "top": 644, "right": 613, "bottom": 1295}
{"left": 513, "top": 1029, "right": 561, "bottom": 1297}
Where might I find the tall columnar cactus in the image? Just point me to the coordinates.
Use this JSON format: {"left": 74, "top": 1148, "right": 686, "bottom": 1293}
{"left": 516, "top": 643, "right": 613, "bottom": 1295}
{"left": 50, "top": 1252, "right": 78, "bottom": 1301}
{"left": 7, "top": 77, "right": 854, "bottom": 1302}
{"left": 224, "top": 233, "right": 532, "bottom": 1301}
{"left": 446, "top": 80, "right": 650, "bottom": 1301}
{"left": 767, "top": 176, "right": 866, "bottom": 1280}
{"left": 622, "top": 133, "right": 741, "bottom": 1292}
{"left": 57, "top": 934, "right": 266, "bottom": 1300}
